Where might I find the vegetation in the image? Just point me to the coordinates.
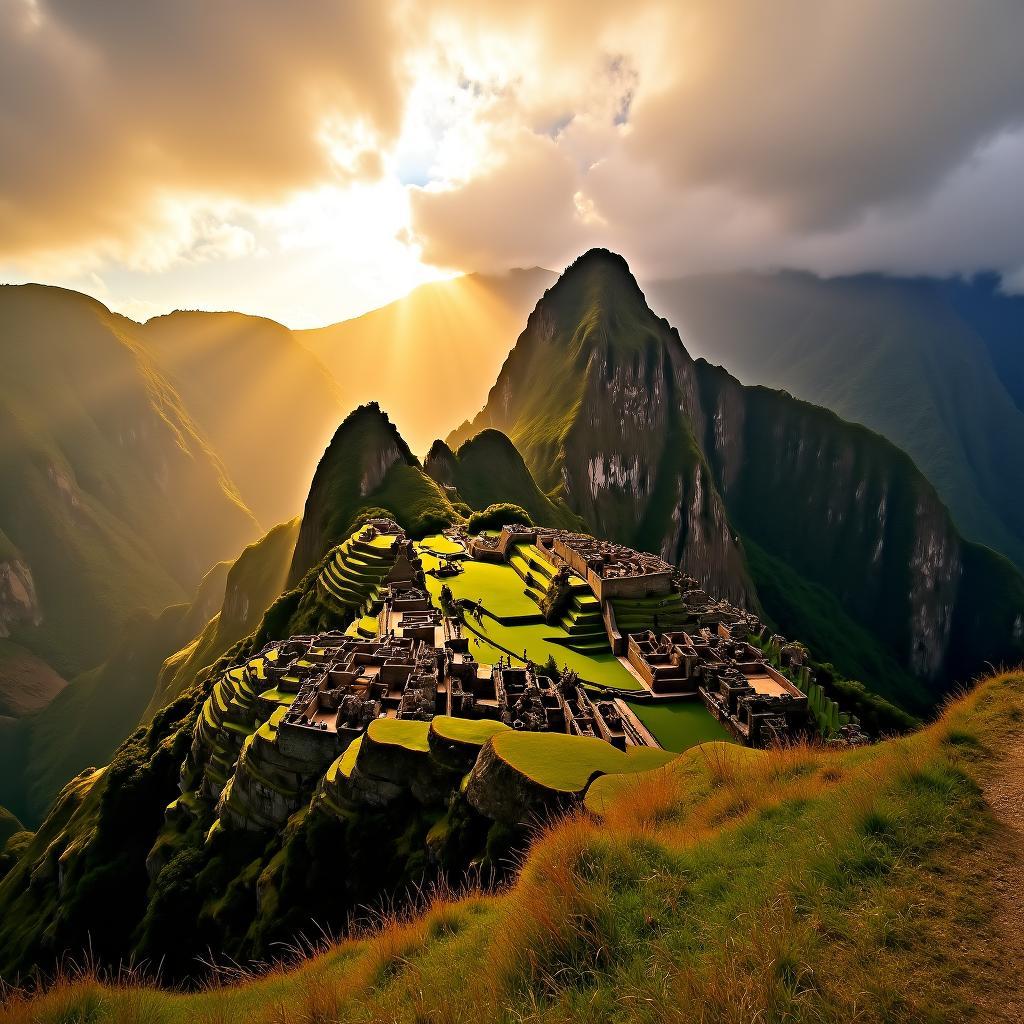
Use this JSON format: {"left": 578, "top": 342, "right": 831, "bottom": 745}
{"left": 466, "top": 502, "right": 532, "bottom": 533}
{"left": 488, "top": 731, "right": 674, "bottom": 793}
{"left": 6, "top": 669, "right": 1021, "bottom": 1022}
{"left": 429, "top": 430, "right": 584, "bottom": 530}
{"left": 623, "top": 698, "right": 732, "bottom": 752}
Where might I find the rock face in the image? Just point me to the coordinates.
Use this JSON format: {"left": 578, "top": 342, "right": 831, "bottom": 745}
{"left": 0, "top": 555, "right": 40, "bottom": 638}
{"left": 450, "top": 249, "right": 1024, "bottom": 705}
{"left": 449, "top": 251, "right": 754, "bottom": 606}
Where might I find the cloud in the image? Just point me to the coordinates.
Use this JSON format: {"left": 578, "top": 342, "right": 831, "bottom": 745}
{"left": 625, "top": 0, "right": 1024, "bottom": 231}
{"left": 4, "top": 0, "right": 1024, "bottom": 314}
{"left": 0, "top": 0, "right": 403, "bottom": 260}
{"left": 406, "top": 0, "right": 1024, "bottom": 286}
{"left": 409, "top": 131, "right": 591, "bottom": 272}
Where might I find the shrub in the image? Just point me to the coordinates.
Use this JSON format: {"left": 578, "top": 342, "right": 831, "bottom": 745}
{"left": 467, "top": 503, "right": 532, "bottom": 533}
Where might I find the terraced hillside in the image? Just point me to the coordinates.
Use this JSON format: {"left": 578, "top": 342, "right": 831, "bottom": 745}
{"left": 317, "top": 531, "right": 399, "bottom": 616}
{"left": 7, "top": 669, "right": 1024, "bottom": 1023}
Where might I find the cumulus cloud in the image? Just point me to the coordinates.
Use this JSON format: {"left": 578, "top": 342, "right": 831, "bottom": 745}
{"left": 407, "top": 0, "right": 1024, "bottom": 287}
{"left": 0, "top": 0, "right": 402, "bottom": 259}
{"left": 410, "top": 131, "right": 591, "bottom": 272}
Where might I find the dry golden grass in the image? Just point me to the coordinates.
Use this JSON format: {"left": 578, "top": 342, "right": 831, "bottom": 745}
{"left": 5, "top": 670, "right": 1023, "bottom": 1023}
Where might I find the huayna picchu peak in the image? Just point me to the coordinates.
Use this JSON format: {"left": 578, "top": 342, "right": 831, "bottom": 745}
{"left": 449, "top": 251, "right": 1024, "bottom": 711}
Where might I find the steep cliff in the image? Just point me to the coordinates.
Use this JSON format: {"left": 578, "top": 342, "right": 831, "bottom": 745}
{"left": 647, "top": 271, "right": 1024, "bottom": 571}
{"left": 288, "top": 403, "right": 459, "bottom": 584}
{"left": 451, "top": 250, "right": 1024, "bottom": 707}
{"left": 448, "top": 251, "right": 754, "bottom": 606}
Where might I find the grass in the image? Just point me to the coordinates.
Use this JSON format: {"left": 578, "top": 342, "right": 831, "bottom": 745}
{"left": 416, "top": 542, "right": 638, "bottom": 688}
{"left": 4, "top": 669, "right": 1023, "bottom": 1022}
{"left": 463, "top": 615, "right": 640, "bottom": 689}
{"left": 417, "top": 533, "right": 465, "bottom": 555}
{"left": 489, "top": 731, "right": 675, "bottom": 793}
{"left": 366, "top": 719, "right": 431, "bottom": 753}
{"left": 430, "top": 716, "right": 509, "bottom": 746}
{"left": 418, "top": 551, "right": 540, "bottom": 619}
{"left": 624, "top": 698, "right": 733, "bottom": 752}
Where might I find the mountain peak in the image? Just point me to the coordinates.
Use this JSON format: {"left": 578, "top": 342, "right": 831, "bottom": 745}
{"left": 287, "top": 402, "right": 419, "bottom": 582}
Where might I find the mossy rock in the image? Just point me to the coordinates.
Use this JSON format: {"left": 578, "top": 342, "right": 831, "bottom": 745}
{"left": 465, "top": 732, "right": 674, "bottom": 826}
{"left": 349, "top": 720, "right": 454, "bottom": 805}
{"left": 427, "top": 716, "right": 510, "bottom": 774}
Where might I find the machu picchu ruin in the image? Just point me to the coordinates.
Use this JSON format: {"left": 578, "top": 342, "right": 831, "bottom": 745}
{"left": 176, "top": 518, "right": 869, "bottom": 839}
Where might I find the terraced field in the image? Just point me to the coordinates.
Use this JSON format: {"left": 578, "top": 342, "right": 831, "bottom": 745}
{"left": 317, "top": 532, "right": 398, "bottom": 613}
{"left": 624, "top": 697, "right": 732, "bottom": 752}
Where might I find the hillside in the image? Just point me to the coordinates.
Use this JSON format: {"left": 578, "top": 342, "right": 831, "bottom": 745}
{"left": 647, "top": 271, "right": 1024, "bottom": 571}
{"left": 287, "top": 403, "right": 459, "bottom": 584}
{"left": 0, "top": 284, "right": 260, "bottom": 680}
{"left": 4, "top": 668, "right": 1022, "bottom": 1022}
{"left": 450, "top": 250, "right": 1024, "bottom": 710}
{"left": 424, "top": 430, "right": 583, "bottom": 530}
{"left": 299, "top": 268, "right": 555, "bottom": 454}
{"left": 139, "top": 311, "right": 344, "bottom": 528}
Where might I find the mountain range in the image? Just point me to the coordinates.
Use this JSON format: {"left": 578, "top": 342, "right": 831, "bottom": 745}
{"left": 1, "top": 250, "right": 1023, "bottom": 984}
{"left": 3, "top": 256, "right": 1024, "bottom": 824}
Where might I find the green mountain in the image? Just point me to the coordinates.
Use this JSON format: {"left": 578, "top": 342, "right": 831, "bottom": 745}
{"left": 424, "top": 430, "right": 583, "bottom": 529}
{"left": 451, "top": 250, "right": 1024, "bottom": 710}
{"left": 646, "top": 271, "right": 1024, "bottom": 571}
{"left": 448, "top": 252, "right": 754, "bottom": 607}
{"left": 287, "top": 403, "right": 459, "bottom": 585}
{"left": 0, "top": 284, "right": 261, "bottom": 679}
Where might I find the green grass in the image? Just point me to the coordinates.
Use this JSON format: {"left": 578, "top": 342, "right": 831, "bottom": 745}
{"left": 6, "top": 672, "right": 1023, "bottom": 1023}
{"left": 418, "top": 551, "right": 540, "bottom": 619}
{"left": 463, "top": 614, "right": 640, "bottom": 689}
{"left": 366, "top": 719, "right": 431, "bottom": 753}
{"left": 417, "top": 534, "right": 465, "bottom": 555}
{"left": 490, "top": 730, "right": 674, "bottom": 793}
{"left": 623, "top": 698, "right": 733, "bottom": 752}
{"left": 430, "top": 716, "right": 509, "bottom": 746}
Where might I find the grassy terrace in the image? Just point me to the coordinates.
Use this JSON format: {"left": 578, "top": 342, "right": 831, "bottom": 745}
{"left": 463, "top": 615, "right": 640, "bottom": 689}
{"left": 624, "top": 698, "right": 733, "bottom": 752}
{"left": 430, "top": 716, "right": 508, "bottom": 746}
{"left": 419, "top": 550, "right": 539, "bottom": 619}
{"left": 490, "top": 731, "right": 675, "bottom": 793}
{"left": 366, "top": 718, "right": 431, "bottom": 753}
{"left": 417, "top": 542, "right": 639, "bottom": 690}
{"left": 418, "top": 533, "right": 466, "bottom": 555}
{"left": 17, "top": 671, "right": 1021, "bottom": 1023}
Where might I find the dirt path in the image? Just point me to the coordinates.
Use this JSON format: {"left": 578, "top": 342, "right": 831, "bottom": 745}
{"left": 976, "top": 733, "right": 1024, "bottom": 1022}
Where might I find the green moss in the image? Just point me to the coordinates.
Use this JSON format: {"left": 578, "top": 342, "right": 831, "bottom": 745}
{"left": 367, "top": 719, "right": 431, "bottom": 753}
{"left": 489, "top": 731, "right": 674, "bottom": 793}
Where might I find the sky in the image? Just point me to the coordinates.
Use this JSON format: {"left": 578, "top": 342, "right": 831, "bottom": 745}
{"left": 2, "top": 0, "right": 1024, "bottom": 328}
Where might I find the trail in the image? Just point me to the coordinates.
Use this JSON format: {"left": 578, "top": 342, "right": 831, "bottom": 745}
{"left": 977, "top": 732, "right": 1024, "bottom": 1023}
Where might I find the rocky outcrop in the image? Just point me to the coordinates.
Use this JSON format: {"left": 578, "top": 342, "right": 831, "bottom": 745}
{"left": 0, "top": 555, "right": 41, "bottom": 638}
{"left": 464, "top": 736, "right": 577, "bottom": 826}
